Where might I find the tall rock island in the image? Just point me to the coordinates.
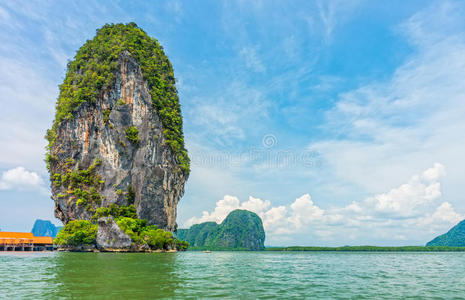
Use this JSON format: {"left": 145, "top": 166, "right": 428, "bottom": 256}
{"left": 46, "top": 23, "right": 189, "bottom": 233}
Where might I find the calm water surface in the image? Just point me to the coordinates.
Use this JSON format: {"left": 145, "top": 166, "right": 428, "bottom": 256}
{"left": 1, "top": 251, "right": 464, "bottom": 299}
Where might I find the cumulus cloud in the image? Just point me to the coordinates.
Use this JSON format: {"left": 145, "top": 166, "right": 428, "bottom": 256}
{"left": 364, "top": 163, "right": 445, "bottom": 217}
{"left": 185, "top": 163, "right": 462, "bottom": 245}
{"left": 0, "top": 166, "right": 44, "bottom": 191}
{"left": 289, "top": 194, "right": 324, "bottom": 228}
{"left": 417, "top": 202, "right": 462, "bottom": 231}
{"left": 185, "top": 195, "right": 271, "bottom": 227}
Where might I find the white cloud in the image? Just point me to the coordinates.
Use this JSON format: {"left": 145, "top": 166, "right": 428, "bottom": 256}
{"left": 417, "top": 202, "right": 462, "bottom": 231}
{"left": 364, "top": 163, "right": 445, "bottom": 217}
{"left": 262, "top": 206, "right": 288, "bottom": 230}
{"left": 0, "top": 167, "right": 44, "bottom": 191}
{"left": 185, "top": 195, "right": 271, "bottom": 227}
{"left": 289, "top": 194, "right": 324, "bottom": 228}
{"left": 240, "top": 196, "right": 271, "bottom": 214}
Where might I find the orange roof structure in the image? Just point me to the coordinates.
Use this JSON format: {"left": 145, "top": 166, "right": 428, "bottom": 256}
{"left": 0, "top": 232, "right": 53, "bottom": 246}
{"left": 32, "top": 236, "right": 53, "bottom": 244}
{"left": 0, "top": 232, "right": 33, "bottom": 238}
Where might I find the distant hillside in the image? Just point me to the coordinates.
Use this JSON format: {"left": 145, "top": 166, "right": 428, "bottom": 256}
{"left": 31, "top": 220, "right": 62, "bottom": 238}
{"left": 426, "top": 220, "right": 465, "bottom": 247}
{"left": 177, "top": 210, "right": 265, "bottom": 250}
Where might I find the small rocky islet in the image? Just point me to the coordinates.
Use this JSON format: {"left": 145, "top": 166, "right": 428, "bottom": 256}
{"left": 46, "top": 23, "right": 264, "bottom": 252}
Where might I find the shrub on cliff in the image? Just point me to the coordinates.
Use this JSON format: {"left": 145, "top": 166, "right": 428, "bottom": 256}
{"left": 93, "top": 204, "right": 137, "bottom": 220}
{"left": 125, "top": 126, "right": 140, "bottom": 146}
{"left": 116, "top": 216, "right": 188, "bottom": 250}
{"left": 54, "top": 220, "right": 98, "bottom": 246}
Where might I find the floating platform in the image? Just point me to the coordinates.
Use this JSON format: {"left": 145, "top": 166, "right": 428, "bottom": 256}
{"left": 0, "top": 232, "right": 53, "bottom": 251}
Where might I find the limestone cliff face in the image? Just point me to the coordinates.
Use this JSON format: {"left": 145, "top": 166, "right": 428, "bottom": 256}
{"left": 49, "top": 52, "right": 187, "bottom": 232}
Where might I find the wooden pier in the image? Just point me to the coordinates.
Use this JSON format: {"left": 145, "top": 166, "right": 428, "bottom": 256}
{"left": 0, "top": 232, "right": 53, "bottom": 251}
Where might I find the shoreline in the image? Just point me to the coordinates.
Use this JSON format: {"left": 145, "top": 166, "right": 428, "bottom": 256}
{"left": 0, "top": 249, "right": 179, "bottom": 253}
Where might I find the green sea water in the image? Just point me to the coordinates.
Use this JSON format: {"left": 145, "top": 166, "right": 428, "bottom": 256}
{"left": 1, "top": 251, "right": 465, "bottom": 299}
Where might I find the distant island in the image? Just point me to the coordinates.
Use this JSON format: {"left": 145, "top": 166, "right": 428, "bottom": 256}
{"left": 426, "top": 219, "right": 465, "bottom": 247}
{"left": 31, "top": 220, "right": 62, "bottom": 238}
{"left": 177, "top": 209, "right": 265, "bottom": 251}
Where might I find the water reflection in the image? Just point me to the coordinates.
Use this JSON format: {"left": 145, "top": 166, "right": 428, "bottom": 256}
{"left": 46, "top": 252, "right": 181, "bottom": 299}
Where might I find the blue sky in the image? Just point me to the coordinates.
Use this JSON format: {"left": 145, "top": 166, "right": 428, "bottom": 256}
{"left": 1, "top": 0, "right": 465, "bottom": 246}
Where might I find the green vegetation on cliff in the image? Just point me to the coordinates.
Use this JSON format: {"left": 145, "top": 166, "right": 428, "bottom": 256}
{"left": 52, "top": 159, "right": 103, "bottom": 213}
{"left": 125, "top": 126, "right": 140, "bottom": 146}
{"left": 92, "top": 203, "right": 138, "bottom": 220}
{"left": 177, "top": 209, "right": 265, "bottom": 250}
{"left": 426, "top": 219, "right": 465, "bottom": 247}
{"left": 46, "top": 22, "right": 189, "bottom": 174}
{"left": 54, "top": 220, "right": 97, "bottom": 246}
{"left": 117, "top": 217, "right": 188, "bottom": 250}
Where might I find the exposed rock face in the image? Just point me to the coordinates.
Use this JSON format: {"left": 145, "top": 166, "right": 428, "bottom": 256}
{"left": 426, "top": 219, "right": 465, "bottom": 247}
{"left": 50, "top": 52, "right": 187, "bottom": 231}
{"left": 96, "top": 217, "right": 133, "bottom": 251}
{"left": 177, "top": 210, "right": 266, "bottom": 250}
